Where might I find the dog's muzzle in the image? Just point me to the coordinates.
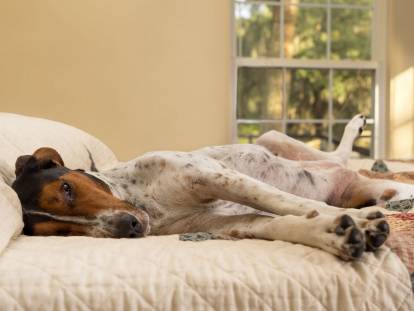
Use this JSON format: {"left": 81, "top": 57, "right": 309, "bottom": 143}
{"left": 100, "top": 212, "right": 148, "bottom": 238}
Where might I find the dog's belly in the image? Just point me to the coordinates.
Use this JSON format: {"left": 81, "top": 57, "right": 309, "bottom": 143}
{"left": 208, "top": 200, "right": 274, "bottom": 217}
{"left": 196, "top": 144, "right": 337, "bottom": 204}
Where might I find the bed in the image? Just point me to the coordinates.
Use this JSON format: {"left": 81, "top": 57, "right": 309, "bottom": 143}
{"left": 0, "top": 113, "right": 413, "bottom": 311}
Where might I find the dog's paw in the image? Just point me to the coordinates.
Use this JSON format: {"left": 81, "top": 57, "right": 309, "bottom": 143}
{"left": 345, "top": 114, "right": 367, "bottom": 139}
{"left": 344, "top": 207, "right": 390, "bottom": 251}
{"left": 359, "top": 209, "right": 389, "bottom": 251}
{"left": 330, "top": 214, "right": 365, "bottom": 260}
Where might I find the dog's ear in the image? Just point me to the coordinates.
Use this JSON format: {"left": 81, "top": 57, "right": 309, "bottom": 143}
{"left": 32, "top": 147, "right": 64, "bottom": 167}
{"left": 15, "top": 155, "right": 35, "bottom": 178}
{"left": 15, "top": 147, "right": 64, "bottom": 178}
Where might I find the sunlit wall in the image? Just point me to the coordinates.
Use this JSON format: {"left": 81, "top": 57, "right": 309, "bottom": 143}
{"left": 388, "top": 0, "right": 414, "bottom": 159}
{"left": 0, "top": 0, "right": 232, "bottom": 160}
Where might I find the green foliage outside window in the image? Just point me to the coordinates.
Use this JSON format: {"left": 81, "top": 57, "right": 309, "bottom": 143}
{"left": 235, "top": 1, "right": 374, "bottom": 156}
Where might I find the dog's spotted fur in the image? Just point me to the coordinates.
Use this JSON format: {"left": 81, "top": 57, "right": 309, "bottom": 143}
{"left": 12, "top": 115, "right": 409, "bottom": 261}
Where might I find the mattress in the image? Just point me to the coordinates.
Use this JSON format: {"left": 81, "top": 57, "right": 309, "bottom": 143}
{"left": 0, "top": 235, "right": 412, "bottom": 311}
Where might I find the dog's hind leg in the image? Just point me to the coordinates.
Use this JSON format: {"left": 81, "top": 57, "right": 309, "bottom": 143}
{"left": 256, "top": 114, "right": 367, "bottom": 165}
{"left": 256, "top": 129, "right": 334, "bottom": 162}
{"left": 330, "top": 114, "right": 367, "bottom": 164}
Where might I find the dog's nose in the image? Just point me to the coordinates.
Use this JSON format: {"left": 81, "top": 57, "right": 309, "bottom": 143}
{"left": 116, "top": 213, "right": 143, "bottom": 238}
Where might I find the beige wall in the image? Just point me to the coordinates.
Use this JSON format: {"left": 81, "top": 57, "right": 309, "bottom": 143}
{"left": 0, "top": 0, "right": 232, "bottom": 160}
{"left": 388, "top": 0, "right": 414, "bottom": 158}
{"left": 2, "top": 1, "right": 414, "bottom": 160}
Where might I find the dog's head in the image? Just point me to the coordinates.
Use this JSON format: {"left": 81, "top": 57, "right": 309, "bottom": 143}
{"left": 12, "top": 147, "right": 149, "bottom": 238}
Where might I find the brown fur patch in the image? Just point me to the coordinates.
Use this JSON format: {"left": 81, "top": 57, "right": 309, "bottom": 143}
{"left": 38, "top": 171, "right": 139, "bottom": 218}
{"left": 306, "top": 210, "right": 319, "bottom": 219}
{"left": 200, "top": 198, "right": 215, "bottom": 204}
{"left": 33, "top": 147, "right": 64, "bottom": 166}
{"left": 341, "top": 185, "right": 378, "bottom": 209}
{"left": 33, "top": 221, "right": 90, "bottom": 236}
{"left": 380, "top": 189, "right": 397, "bottom": 201}
{"left": 229, "top": 229, "right": 253, "bottom": 239}
{"left": 348, "top": 196, "right": 377, "bottom": 209}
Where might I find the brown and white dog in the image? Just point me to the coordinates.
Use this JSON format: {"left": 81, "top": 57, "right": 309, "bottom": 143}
{"left": 13, "top": 115, "right": 410, "bottom": 261}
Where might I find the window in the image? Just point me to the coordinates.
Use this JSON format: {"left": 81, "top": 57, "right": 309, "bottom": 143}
{"left": 233, "top": 0, "right": 386, "bottom": 158}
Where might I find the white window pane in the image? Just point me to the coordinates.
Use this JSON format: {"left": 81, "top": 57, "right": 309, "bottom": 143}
{"left": 331, "top": 0, "right": 373, "bottom": 6}
{"left": 236, "top": 3, "right": 281, "bottom": 57}
{"left": 332, "top": 69, "right": 374, "bottom": 119}
{"left": 237, "top": 67, "right": 283, "bottom": 120}
{"left": 287, "top": 123, "right": 330, "bottom": 151}
{"left": 237, "top": 123, "right": 283, "bottom": 144}
{"left": 286, "top": 0, "right": 327, "bottom": 3}
{"left": 331, "top": 8, "right": 372, "bottom": 60}
{"left": 285, "top": 69, "right": 329, "bottom": 119}
{"left": 284, "top": 6, "right": 327, "bottom": 59}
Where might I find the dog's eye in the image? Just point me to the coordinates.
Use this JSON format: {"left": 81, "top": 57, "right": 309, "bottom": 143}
{"left": 61, "top": 182, "right": 73, "bottom": 202}
{"left": 62, "top": 182, "right": 71, "bottom": 193}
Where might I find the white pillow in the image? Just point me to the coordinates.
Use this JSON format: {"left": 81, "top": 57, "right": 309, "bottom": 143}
{"left": 0, "top": 113, "right": 119, "bottom": 254}
{"left": 0, "top": 113, "right": 118, "bottom": 183}
{"left": 0, "top": 180, "right": 23, "bottom": 253}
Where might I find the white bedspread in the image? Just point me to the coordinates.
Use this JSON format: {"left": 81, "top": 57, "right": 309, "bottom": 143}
{"left": 0, "top": 235, "right": 412, "bottom": 311}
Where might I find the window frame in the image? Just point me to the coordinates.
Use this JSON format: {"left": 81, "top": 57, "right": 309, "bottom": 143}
{"left": 230, "top": 0, "right": 388, "bottom": 158}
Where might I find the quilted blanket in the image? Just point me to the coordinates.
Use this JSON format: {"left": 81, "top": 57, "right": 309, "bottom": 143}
{"left": 0, "top": 235, "right": 412, "bottom": 311}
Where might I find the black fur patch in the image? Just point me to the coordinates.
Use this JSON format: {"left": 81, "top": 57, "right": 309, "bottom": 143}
{"left": 12, "top": 163, "right": 69, "bottom": 213}
{"left": 411, "top": 273, "right": 414, "bottom": 293}
{"left": 85, "top": 148, "right": 98, "bottom": 172}
{"left": 355, "top": 199, "right": 378, "bottom": 209}
{"left": 298, "top": 170, "right": 315, "bottom": 185}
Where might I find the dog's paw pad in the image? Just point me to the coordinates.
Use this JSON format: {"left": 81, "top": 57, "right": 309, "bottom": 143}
{"left": 350, "top": 245, "right": 365, "bottom": 259}
{"left": 334, "top": 215, "right": 356, "bottom": 235}
{"left": 342, "top": 227, "right": 365, "bottom": 260}
{"left": 340, "top": 215, "right": 355, "bottom": 228}
{"left": 367, "top": 211, "right": 384, "bottom": 220}
{"left": 367, "top": 232, "right": 387, "bottom": 248}
{"left": 348, "top": 227, "right": 363, "bottom": 244}
{"left": 364, "top": 219, "right": 390, "bottom": 251}
{"left": 377, "top": 220, "right": 390, "bottom": 234}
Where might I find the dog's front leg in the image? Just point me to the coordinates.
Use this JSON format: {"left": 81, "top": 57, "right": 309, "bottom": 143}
{"left": 180, "top": 167, "right": 389, "bottom": 254}
{"left": 173, "top": 212, "right": 366, "bottom": 261}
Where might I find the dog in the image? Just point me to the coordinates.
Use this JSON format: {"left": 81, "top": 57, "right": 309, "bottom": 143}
{"left": 13, "top": 115, "right": 409, "bottom": 261}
